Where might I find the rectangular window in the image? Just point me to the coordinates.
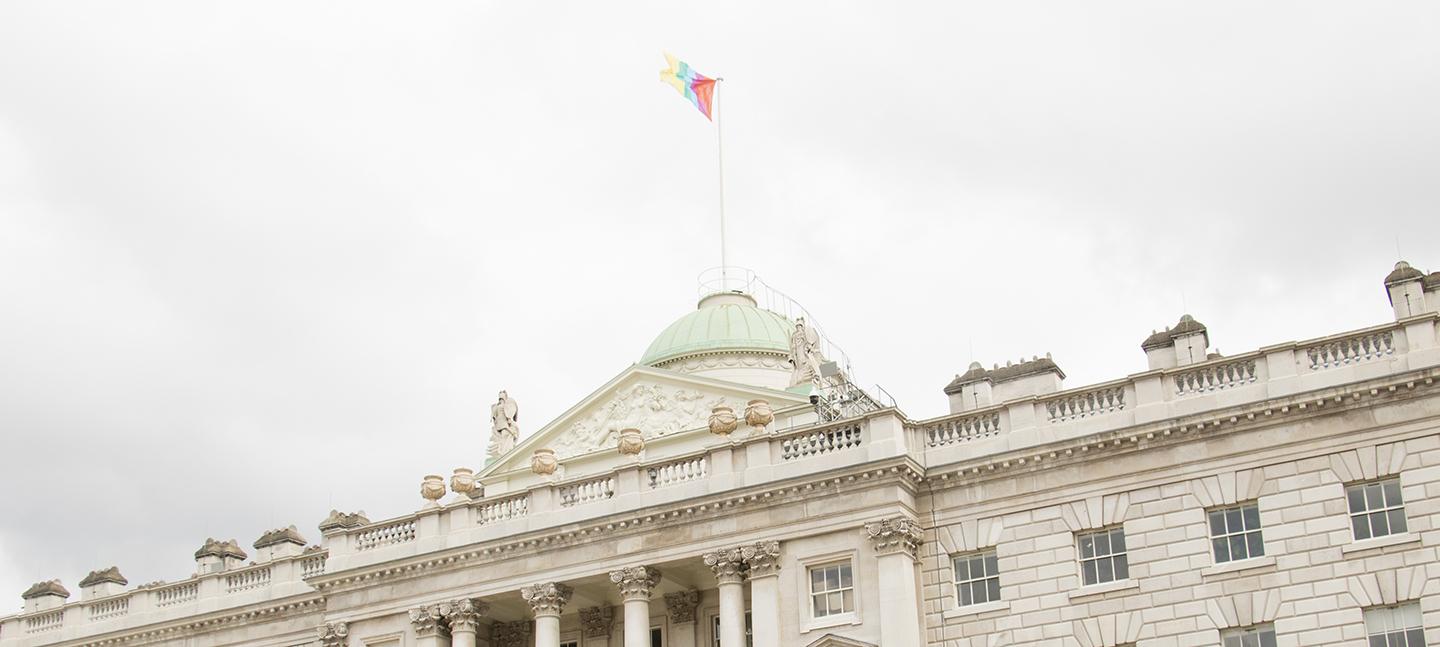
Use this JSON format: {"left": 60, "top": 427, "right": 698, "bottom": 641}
{"left": 1077, "top": 526, "right": 1128, "bottom": 586}
{"left": 952, "top": 550, "right": 1000, "bottom": 606}
{"left": 1208, "top": 502, "right": 1265, "bottom": 563}
{"left": 1221, "top": 624, "right": 1277, "bottom": 647}
{"left": 809, "top": 561, "right": 855, "bottom": 618}
{"left": 1348, "top": 478, "right": 1408, "bottom": 540}
{"left": 1365, "top": 602, "right": 1427, "bottom": 647}
{"left": 711, "top": 612, "right": 753, "bottom": 647}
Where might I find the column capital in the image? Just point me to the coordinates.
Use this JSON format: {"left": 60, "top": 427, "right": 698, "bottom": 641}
{"left": 741, "top": 540, "right": 782, "bottom": 578}
{"left": 864, "top": 516, "right": 924, "bottom": 560}
{"left": 408, "top": 604, "right": 449, "bottom": 638}
{"left": 663, "top": 590, "right": 700, "bottom": 624}
{"left": 519, "top": 581, "right": 573, "bottom": 618}
{"left": 490, "top": 620, "right": 532, "bottom": 647}
{"left": 608, "top": 565, "right": 662, "bottom": 601}
{"left": 317, "top": 621, "right": 349, "bottom": 647}
{"left": 446, "top": 598, "right": 489, "bottom": 633}
{"left": 579, "top": 605, "right": 614, "bottom": 638}
{"left": 702, "top": 548, "right": 748, "bottom": 584}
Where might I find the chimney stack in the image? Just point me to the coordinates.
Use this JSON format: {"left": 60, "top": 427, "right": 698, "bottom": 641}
{"left": 1385, "top": 261, "right": 1437, "bottom": 319}
{"left": 21, "top": 580, "right": 69, "bottom": 613}
{"left": 194, "top": 538, "right": 247, "bottom": 574}
{"left": 944, "top": 354, "right": 1064, "bottom": 414}
{"left": 1141, "top": 315, "right": 1210, "bottom": 370}
{"left": 254, "top": 526, "right": 307, "bottom": 561}
{"left": 78, "top": 567, "right": 128, "bottom": 600}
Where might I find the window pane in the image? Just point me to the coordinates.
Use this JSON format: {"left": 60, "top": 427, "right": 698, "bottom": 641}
{"left": 1082, "top": 559, "right": 1097, "bottom": 585}
{"left": 1366, "top": 483, "right": 1384, "bottom": 509}
{"left": 1111, "top": 529, "right": 1126, "bottom": 553}
{"left": 1260, "top": 630, "right": 1277, "bottom": 647}
{"left": 1214, "top": 537, "right": 1231, "bottom": 562}
{"left": 1369, "top": 636, "right": 1387, "bottom": 647}
{"left": 1226, "top": 508, "right": 1243, "bottom": 533}
{"left": 1401, "top": 601, "right": 1423, "bottom": 626}
{"left": 1225, "top": 636, "right": 1242, "bottom": 647}
{"left": 987, "top": 578, "right": 1001, "bottom": 602}
{"left": 1388, "top": 631, "right": 1406, "bottom": 647}
{"left": 1349, "top": 486, "right": 1367, "bottom": 513}
{"left": 826, "top": 567, "right": 839, "bottom": 589}
{"left": 840, "top": 564, "right": 852, "bottom": 588}
{"left": 1097, "top": 556, "right": 1114, "bottom": 583}
{"left": 971, "top": 581, "right": 987, "bottom": 604}
{"left": 1388, "top": 509, "right": 1408, "bottom": 534}
{"left": 970, "top": 557, "right": 984, "bottom": 578}
{"left": 1354, "top": 514, "right": 1373, "bottom": 540}
{"left": 1095, "top": 533, "right": 1111, "bottom": 556}
{"left": 984, "top": 553, "right": 998, "bottom": 575}
{"left": 1210, "top": 510, "right": 1226, "bottom": 536}
{"left": 954, "top": 559, "right": 969, "bottom": 581}
{"left": 1114, "top": 554, "right": 1129, "bottom": 580}
{"left": 811, "top": 568, "right": 824, "bottom": 590}
{"left": 1080, "top": 535, "right": 1094, "bottom": 558}
{"left": 841, "top": 590, "right": 853, "bottom": 613}
{"left": 958, "top": 583, "right": 971, "bottom": 606}
{"left": 1242, "top": 632, "right": 1258, "bottom": 647}
{"left": 1243, "top": 505, "right": 1261, "bottom": 530}
{"left": 1371, "top": 511, "right": 1390, "bottom": 537}
{"left": 1247, "top": 531, "right": 1265, "bottom": 558}
{"left": 828, "top": 592, "right": 842, "bottom": 612}
{"left": 813, "top": 595, "right": 825, "bottom": 617}
{"left": 1230, "top": 535, "right": 1248, "bottom": 561}
{"left": 1383, "top": 480, "right": 1403, "bottom": 506}
{"left": 1404, "top": 628, "right": 1424, "bottom": 646}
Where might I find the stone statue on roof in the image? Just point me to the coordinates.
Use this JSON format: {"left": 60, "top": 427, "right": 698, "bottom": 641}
{"left": 487, "top": 390, "right": 520, "bottom": 461}
{"left": 788, "top": 318, "right": 824, "bottom": 387}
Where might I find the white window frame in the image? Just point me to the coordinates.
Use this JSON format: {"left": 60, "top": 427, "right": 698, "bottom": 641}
{"left": 796, "top": 549, "right": 862, "bottom": 633}
{"left": 1348, "top": 477, "right": 1409, "bottom": 542}
{"left": 1220, "top": 623, "right": 1277, "bottom": 647}
{"left": 1364, "top": 602, "right": 1427, "bottom": 647}
{"left": 1207, "top": 501, "right": 1265, "bottom": 564}
{"left": 1076, "top": 525, "right": 1129, "bottom": 587}
{"left": 707, "top": 609, "right": 752, "bottom": 647}
{"left": 951, "top": 549, "right": 1001, "bottom": 607}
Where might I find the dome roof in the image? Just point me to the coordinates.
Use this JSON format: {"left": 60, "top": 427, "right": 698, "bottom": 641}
{"left": 640, "top": 292, "right": 794, "bottom": 366}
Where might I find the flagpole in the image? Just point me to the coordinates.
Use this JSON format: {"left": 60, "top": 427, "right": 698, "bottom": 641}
{"left": 715, "top": 77, "right": 727, "bottom": 285}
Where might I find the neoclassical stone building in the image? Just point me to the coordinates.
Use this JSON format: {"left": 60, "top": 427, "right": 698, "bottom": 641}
{"left": 5, "top": 262, "right": 1440, "bottom": 647}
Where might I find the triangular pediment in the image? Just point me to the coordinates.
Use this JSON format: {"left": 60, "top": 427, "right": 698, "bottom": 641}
{"left": 803, "top": 635, "right": 878, "bottom": 647}
{"left": 479, "top": 365, "right": 808, "bottom": 477}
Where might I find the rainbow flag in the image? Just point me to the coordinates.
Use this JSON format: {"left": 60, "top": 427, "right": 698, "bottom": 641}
{"left": 660, "top": 53, "right": 716, "bottom": 120}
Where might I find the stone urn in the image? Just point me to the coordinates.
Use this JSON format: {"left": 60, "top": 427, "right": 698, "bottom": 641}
{"left": 617, "top": 428, "right": 646, "bottom": 456}
{"left": 531, "top": 448, "right": 558, "bottom": 476}
{"left": 420, "top": 474, "right": 446, "bottom": 508}
{"left": 708, "top": 405, "right": 739, "bottom": 436}
{"left": 449, "top": 468, "right": 476, "bottom": 497}
{"left": 744, "top": 399, "right": 774, "bottom": 432}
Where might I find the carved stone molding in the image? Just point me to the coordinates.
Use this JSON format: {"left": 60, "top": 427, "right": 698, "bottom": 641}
{"left": 741, "top": 541, "right": 782, "bottom": 578}
{"left": 519, "top": 582, "right": 573, "bottom": 617}
{"left": 446, "top": 598, "right": 489, "bottom": 634}
{"left": 864, "top": 517, "right": 924, "bottom": 560}
{"left": 703, "top": 548, "right": 748, "bottom": 584}
{"left": 609, "top": 566, "right": 662, "bottom": 601}
{"left": 317, "top": 621, "right": 348, "bottom": 647}
{"left": 579, "top": 606, "right": 614, "bottom": 638}
{"left": 664, "top": 590, "right": 701, "bottom": 623}
{"left": 491, "top": 620, "right": 532, "bottom": 647}
{"left": 408, "top": 604, "right": 448, "bottom": 638}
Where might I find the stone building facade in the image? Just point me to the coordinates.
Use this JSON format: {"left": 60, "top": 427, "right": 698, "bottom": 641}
{"left": 4, "top": 262, "right": 1440, "bottom": 647}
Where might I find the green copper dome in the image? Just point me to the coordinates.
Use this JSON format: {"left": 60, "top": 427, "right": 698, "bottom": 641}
{"left": 640, "top": 292, "right": 794, "bottom": 366}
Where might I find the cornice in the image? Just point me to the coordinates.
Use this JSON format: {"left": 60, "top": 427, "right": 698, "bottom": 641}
{"left": 310, "top": 459, "right": 923, "bottom": 595}
{"left": 58, "top": 594, "right": 324, "bottom": 647}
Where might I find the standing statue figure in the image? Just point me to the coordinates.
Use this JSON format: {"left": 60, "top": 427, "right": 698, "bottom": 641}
{"left": 788, "top": 318, "right": 824, "bottom": 387}
{"left": 487, "top": 390, "right": 520, "bottom": 462}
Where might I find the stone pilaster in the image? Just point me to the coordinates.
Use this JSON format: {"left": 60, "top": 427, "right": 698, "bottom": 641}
{"left": 317, "top": 621, "right": 349, "bottom": 647}
{"left": 864, "top": 516, "right": 924, "bottom": 560}
{"left": 740, "top": 540, "right": 781, "bottom": 577}
{"left": 409, "top": 603, "right": 450, "bottom": 638}
{"left": 701, "top": 548, "right": 748, "bottom": 584}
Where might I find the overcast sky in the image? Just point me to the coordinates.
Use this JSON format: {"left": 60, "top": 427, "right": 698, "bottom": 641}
{"left": 1, "top": 0, "right": 1437, "bottom": 609}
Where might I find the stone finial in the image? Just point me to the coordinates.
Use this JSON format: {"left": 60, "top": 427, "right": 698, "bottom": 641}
{"left": 78, "top": 567, "right": 127, "bottom": 588}
{"left": 317, "top": 621, "right": 349, "bottom": 647}
{"left": 446, "top": 598, "right": 489, "bottom": 633}
{"left": 865, "top": 517, "right": 924, "bottom": 560}
{"left": 491, "top": 620, "right": 532, "bottom": 647}
{"left": 22, "top": 580, "right": 69, "bottom": 600}
{"left": 254, "top": 526, "right": 307, "bottom": 550}
{"left": 609, "top": 566, "right": 661, "bottom": 601}
{"left": 579, "top": 606, "right": 614, "bottom": 638}
{"left": 702, "top": 548, "right": 747, "bottom": 584}
{"left": 664, "top": 590, "right": 701, "bottom": 624}
{"left": 519, "top": 582, "right": 573, "bottom": 617}
{"left": 741, "top": 541, "right": 782, "bottom": 577}
{"left": 408, "top": 604, "right": 449, "bottom": 637}
{"left": 318, "top": 509, "right": 370, "bottom": 532}
{"left": 420, "top": 474, "right": 446, "bottom": 509}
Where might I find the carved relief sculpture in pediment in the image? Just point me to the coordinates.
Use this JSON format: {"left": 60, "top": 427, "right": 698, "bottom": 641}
{"left": 551, "top": 383, "right": 741, "bottom": 458}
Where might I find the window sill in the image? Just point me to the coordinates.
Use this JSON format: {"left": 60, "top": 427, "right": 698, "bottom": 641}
{"left": 1067, "top": 579, "right": 1139, "bottom": 601}
{"left": 942, "top": 600, "right": 1009, "bottom": 620}
{"left": 1341, "top": 533, "right": 1422, "bottom": 554}
{"left": 799, "top": 612, "right": 860, "bottom": 635}
{"left": 1202, "top": 555, "right": 1276, "bottom": 577}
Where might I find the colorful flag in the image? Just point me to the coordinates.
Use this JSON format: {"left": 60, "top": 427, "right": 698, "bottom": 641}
{"left": 659, "top": 53, "right": 716, "bottom": 120}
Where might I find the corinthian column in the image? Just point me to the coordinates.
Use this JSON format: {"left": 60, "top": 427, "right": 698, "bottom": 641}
{"left": 864, "top": 517, "right": 924, "bottom": 647}
{"left": 702, "top": 549, "right": 747, "bottom": 647}
{"left": 609, "top": 566, "right": 661, "bottom": 647}
{"left": 447, "top": 599, "right": 489, "bottom": 647}
{"left": 520, "top": 582, "right": 573, "bottom": 647}
{"left": 741, "top": 541, "right": 781, "bottom": 647}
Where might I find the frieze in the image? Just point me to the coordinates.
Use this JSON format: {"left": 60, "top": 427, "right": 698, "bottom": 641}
{"left": 551, "top": 383, "right": 738, "bottom": 458}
